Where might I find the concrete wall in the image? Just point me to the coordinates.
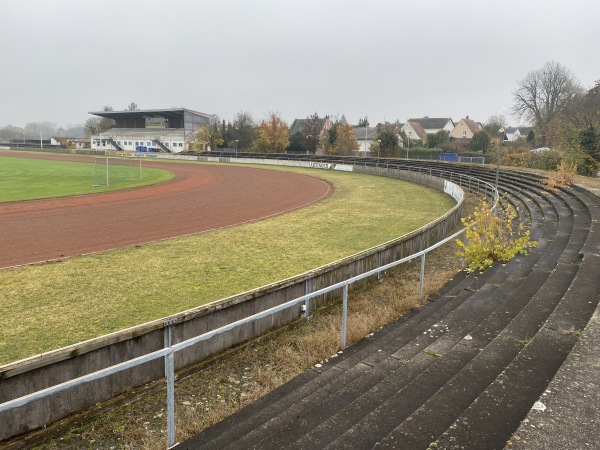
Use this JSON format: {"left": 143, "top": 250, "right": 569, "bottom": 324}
{"left": 0, "top": 158, "right": 464, "bottom": 441}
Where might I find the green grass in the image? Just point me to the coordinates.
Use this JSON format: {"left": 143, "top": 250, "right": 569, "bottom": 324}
{"left": 0, "top": 165, "right": 455, "bottom": 365}
{"left": 0, "top": 156, "right": 174, "bottom": 202}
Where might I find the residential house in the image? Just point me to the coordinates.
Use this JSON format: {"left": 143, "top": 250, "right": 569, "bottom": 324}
{"left": 449, "top": 116, "right": 482, "bottom": 139}
{"left": 502, "top": 126, "right": 534, "bottom": 142}
{"left": 400, "top": 121, "right": 427, "bottom": 144}
{"left": 354, "top": 126, "right": 378, "bottom": 155}
{"left": 407, "top": 117, "right": 454, "bottom": 135}
{"left": 504, "top": 127, "right": 521, "bottom": 142}
{"left": 518, "top": 126, "right": 534, "bottom": 140}
{"left": 289, "top": 117, "right": 332, "bottom": 154}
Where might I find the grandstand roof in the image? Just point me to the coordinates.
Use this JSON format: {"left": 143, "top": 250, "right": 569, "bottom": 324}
{"left": 88, "top": 108, "right": 210, "bottom": 122}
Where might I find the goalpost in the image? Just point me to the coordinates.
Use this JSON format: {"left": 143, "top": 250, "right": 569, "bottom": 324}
{"left": 91, "top": 156, "right": 143, "bottom": 187}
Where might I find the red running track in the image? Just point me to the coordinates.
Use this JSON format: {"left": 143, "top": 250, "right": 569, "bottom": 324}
{"left": 0, "top": 152, "right": 332, "bottom": 269}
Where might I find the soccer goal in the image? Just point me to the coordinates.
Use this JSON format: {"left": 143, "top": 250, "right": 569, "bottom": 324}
{"left": 91, "top": 156, "right": 143, "bottom": 187}
{"left": 458, "top": 156, "right": 486, "bottom": 164}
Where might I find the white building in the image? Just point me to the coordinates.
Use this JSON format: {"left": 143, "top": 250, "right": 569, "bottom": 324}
{"left": 89, "top": 108, "right": 211, "bottom": 153}
{"left": 354, "top": 126, "right": 378, "bottom": 155}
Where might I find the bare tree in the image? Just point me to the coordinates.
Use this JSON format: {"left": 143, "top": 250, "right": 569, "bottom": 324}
{"left": 83, "top": 105, "right": 114, "bottom": 136}
{"left": 484, "top": 114, "right": 506, "bottom": 136}
{"left": 126, "top": 102, "right": 139, "bottom": 111}
{"left": 512, "top": 61, "right": 583, "bottom": 144}
{"left": 232, "top": 111, "right": 256, "bottom": 151}
{"left": 302, "top": 113, "right": 324, "bottom": 153}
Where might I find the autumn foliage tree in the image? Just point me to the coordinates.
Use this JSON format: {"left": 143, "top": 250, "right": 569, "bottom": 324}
{"left": 192, "top": 115, "right": 223, "bottom": 152}
{"left": 331, "top": 123, "right": 359, "bottom": 155}
{"left": 252, "top": 112, "right": 290, "bottom": 153}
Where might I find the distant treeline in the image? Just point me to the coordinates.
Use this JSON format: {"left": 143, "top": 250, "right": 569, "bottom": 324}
{"left": 0, "top": 122, "right": 85, "bottom": 141}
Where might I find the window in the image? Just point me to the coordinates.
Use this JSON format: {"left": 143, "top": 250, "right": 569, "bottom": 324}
{"left": 135, "top": 142, "right": 139, "bottom": 146}
{"left": 462, "top": 131, "right": 467, "bottom": 138}
{"left": 117, "top": 141, "right": 121, "bottom": 145}
{"left": 147, "top": 142, "right": 151, "bottom": 146}
{"left": 178, "top": 142, "right": 183, "bottom": 147}
{"left": 166, "top": 142, "right": 170, "bottom": 146}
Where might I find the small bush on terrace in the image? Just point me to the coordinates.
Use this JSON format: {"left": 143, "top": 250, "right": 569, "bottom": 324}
{"left": 545, "top": 159, "right": 577, "bottom": 188}
{"left": 457, "top": 197, "right": 536, "bottom": 272}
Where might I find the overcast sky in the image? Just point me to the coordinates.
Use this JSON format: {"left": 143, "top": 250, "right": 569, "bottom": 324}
{"left": 2, "top": 0, "right": 599, "bottom": 128}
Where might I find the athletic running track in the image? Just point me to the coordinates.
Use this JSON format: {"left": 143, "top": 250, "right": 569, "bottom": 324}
{"left": 0, "top": 152, "right": 332, "bottom": 269}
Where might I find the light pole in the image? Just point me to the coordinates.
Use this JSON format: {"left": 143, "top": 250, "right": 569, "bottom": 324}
{"left": 235, "top": 139, "right": 239, "bottom": 157}
{"left": 377, "top": 139, "right": 382, "bottom": 166}
{"left": 495, "top": 128, "right": 504, "bottom": 195}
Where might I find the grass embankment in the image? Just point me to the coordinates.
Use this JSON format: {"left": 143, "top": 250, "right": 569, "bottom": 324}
{"left": 0, "top": 155, "right": 174, "bottom": 202}
{"left": 0, "top": 167, "right": 454, "bottom": 365}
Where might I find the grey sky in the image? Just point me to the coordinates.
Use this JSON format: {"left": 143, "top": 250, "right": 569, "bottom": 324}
{"left": 2, "top": 0, "right": 599, "bottom": 128}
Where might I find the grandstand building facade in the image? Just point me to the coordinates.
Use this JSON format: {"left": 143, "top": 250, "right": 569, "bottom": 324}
{"left": 89, "top": 108, "right": 211, "bottom": 153}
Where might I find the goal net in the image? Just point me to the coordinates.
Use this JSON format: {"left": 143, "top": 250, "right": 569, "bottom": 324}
{"left": 92, "top": 157, "right": 143, "bottom": 187}
{"left": 458, "top": 156, "right": 486, "bottom": 164}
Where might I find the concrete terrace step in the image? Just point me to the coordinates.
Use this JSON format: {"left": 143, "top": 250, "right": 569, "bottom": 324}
{"left": 176, "top": 167, "right": 597, "bottom": 450}
{"left": 314, "top": 254, "right": 571, "bottom": 449}
{"left": 182, "top": 269, "right": 501, "bottom": 450}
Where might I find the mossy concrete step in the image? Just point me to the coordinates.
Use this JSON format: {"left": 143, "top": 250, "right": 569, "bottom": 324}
{"left": 366, "top": 265, "right": 579, "bottom": 449}
{"left": 435, "top": 328, "right": 579, "bottom": 450}
{"left": 506, "top": 282, "right": 600, "bottom": 449}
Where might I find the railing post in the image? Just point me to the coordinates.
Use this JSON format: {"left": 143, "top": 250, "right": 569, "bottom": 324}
{"left": 304, "top": 271, "right": 313, "bottom": 318}
{"left": 418, "top": 232, "right": 427, "bottom": 299}
{"left": 419, "top": 253, "right": 426, "bottom": 299}
{"left": 377, "top": 250, "right": 383, "bottom": 283}
{"left": 341, "top": 284, "right": 348, "bottom": 349}
{"left": 164, "top": 320, "right": 176, "bottom": 448}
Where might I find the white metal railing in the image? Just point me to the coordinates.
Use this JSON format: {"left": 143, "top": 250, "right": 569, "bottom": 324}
{"left": 0, "top": 159, "right": 498, "bottom": 448}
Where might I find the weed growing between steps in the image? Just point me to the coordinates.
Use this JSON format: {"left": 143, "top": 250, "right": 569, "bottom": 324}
{"left": 457, "top": 196, "right": 537, "bottom": 272}
{"left": 545, "top": 159, "right": 577, "bottom": 188}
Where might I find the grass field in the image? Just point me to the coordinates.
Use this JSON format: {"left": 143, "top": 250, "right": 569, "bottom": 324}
{"left": 0, "top": 164, "right": 455, "bottom": 365}
{"left": 0, "top": 155, "right": 174, "bottom": 202}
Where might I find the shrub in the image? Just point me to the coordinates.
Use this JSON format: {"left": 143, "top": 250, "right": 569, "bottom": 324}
{"left": 545, "top": 159, "right": 577, "bottom": 188}
{"left": 457, "top": 197, "right": 536, "bottom": 272}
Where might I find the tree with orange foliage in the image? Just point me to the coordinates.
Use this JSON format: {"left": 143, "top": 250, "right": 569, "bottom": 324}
{"left": 332, "top": 123, "right": 359, "bottom": 155}
{"left": 252, "top": 112, "right": 290, "bottom": 153}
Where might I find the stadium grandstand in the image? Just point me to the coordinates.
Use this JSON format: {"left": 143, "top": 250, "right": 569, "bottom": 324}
{"left": 89, "top": 108, "right": 211, "bottom": 153}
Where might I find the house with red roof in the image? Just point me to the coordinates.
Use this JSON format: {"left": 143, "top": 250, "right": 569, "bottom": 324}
{"left": 400, "top": 121, "right": 427, "bottom": 143}
{"left": 449, "top": 116, "right": 482, "bottom": 139}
